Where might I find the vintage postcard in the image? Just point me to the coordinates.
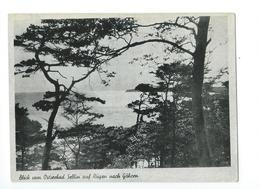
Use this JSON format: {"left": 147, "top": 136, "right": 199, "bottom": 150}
{"left": 9, "top": 13, "right": 238, "bottom": 182}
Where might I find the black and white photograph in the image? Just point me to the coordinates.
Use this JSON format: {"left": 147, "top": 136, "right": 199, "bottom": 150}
{"left": 9, "top": 13, "right": 237, "bottom": 182}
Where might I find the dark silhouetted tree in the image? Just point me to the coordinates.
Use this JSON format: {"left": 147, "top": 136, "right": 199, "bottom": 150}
{"left": 113, "top": 16, "right": 212, "bottom": 166}
{"left": 15, "top": 103, "right": 45, "bottom": 170}
{"left": 14, "top": 18, "right": 136, "bottom": 169}
{"left": 127, "top": 61, "right": 193, "bottom": 167}
{"left": 203, "top": 68, "right": 230, "bottom": 166}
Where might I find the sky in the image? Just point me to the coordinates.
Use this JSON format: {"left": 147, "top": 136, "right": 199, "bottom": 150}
{"left": 13, "top": 15, "right": 229, "bottom": 93}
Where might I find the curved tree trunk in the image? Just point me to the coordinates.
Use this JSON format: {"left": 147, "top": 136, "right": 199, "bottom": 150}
{"left": 192, "top": 16, "right": 212, "bottom": 166}
{"left": 41, "top": 104, "right": 60, "bottom": 170}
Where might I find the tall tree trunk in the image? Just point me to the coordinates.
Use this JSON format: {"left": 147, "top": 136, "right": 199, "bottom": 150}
{"left": 147, "top": 159, "right": 150, "bottom": 167}
{"left": 192, "top": 16, "right": 211, "bottom": 166}
{"left": 75, "top": 154, "right": 79, "bottom": 169}
{"left": 41, "top": 104, "right": 60, "bottom": 170}
{"left": 159, "top": 150, "right": 165, "bottom": 168}
{"left": 74, "top": 136, "right": 81, "bottom": 169}
{"left": 170, "top": 104, "right": 176, "bottom": 167}
{"left": 136, "top": 113, "right": 140, "bottom": 125}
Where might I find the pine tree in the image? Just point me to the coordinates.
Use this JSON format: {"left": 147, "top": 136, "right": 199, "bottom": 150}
{"left": 15, "top": 103, "right": 45, "bottom": 170}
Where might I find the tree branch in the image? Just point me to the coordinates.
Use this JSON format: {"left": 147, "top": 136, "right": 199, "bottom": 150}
{"left": 206, "top": 38, "right": 212, "bottom": 46}
{"left": 63, "top": 138, "right": 76, "bottom": 154}
{"left": 48, "top": 70, "right": 68, "bottom": 79}
{"left": 34, "top": 41, "right": 60, "bottom": 87}
{"left": 114, "top": 39, "right": 194, "bottom": 56}
{"left": 61, "top": 55, "right": 115, "bottom": 100}
{"left": 35, "top": 53, "right": 59, "bottom": 86}
{"left": 133, "top": 17, "right": 197, "bottom": 37}
{"left": 184, "top": 16, "right": 199, "bottom": 26}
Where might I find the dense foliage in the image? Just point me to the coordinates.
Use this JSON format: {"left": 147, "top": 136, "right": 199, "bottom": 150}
{"left": 15, "top": 103, "right": 45, "bottom": 170}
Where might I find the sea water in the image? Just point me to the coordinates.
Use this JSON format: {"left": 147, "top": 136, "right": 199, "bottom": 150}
{"left": 15, "top": 90, "right": 140, "bottom": 129}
